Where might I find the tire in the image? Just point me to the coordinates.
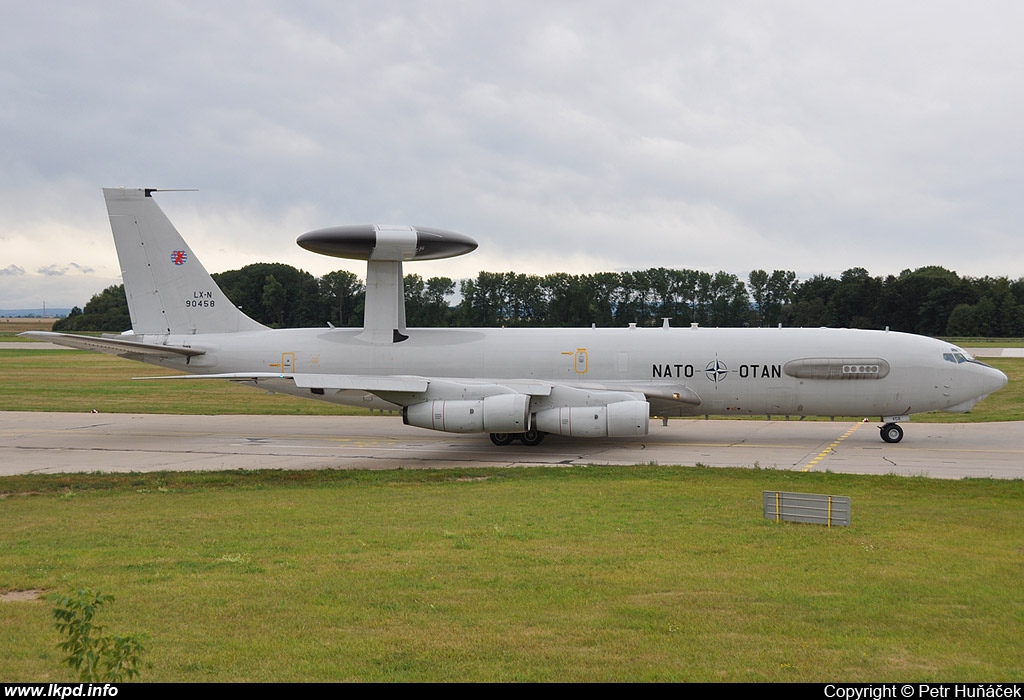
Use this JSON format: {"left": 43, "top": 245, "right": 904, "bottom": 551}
{"left": 489, "top": 433, "right": 515, "bottom": 446}
{"left": 880, "top": 423, "right": 904, "bottom": 443}
{"left": 518, "top": 429, "right": 546, "bottom": 446}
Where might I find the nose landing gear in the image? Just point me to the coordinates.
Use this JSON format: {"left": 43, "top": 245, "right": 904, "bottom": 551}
{"left": 880, "top": 422, "right": 904, "bottom": 443}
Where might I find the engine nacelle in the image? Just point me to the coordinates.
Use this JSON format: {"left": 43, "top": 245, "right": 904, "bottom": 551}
{"left": 535, "top": 399, "right": 650, "bottom": 438}
{"left": 403, "top": 393, "right": 530, "bottom": 433}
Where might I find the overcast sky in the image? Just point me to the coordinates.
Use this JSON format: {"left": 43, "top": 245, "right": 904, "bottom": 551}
{"left": 2, "top": 1, "right": 1022, "bottom": 311}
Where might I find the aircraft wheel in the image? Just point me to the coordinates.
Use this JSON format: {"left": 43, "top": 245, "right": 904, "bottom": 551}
{"left": 489, "top": 433, "right": 515, "bottom": 446}
{"left": 880, "top": 423, "right": 904, "bottom": 443}
{"left": 518, "top": 429, "right": 546, "bottom": 446}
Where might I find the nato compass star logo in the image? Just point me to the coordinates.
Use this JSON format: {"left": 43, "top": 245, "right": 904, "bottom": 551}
{"left": 705, "top": 357, "right": 729, "bottom": 384}
{"left": 171, "top": 250, "right": 188, "bottom": 265}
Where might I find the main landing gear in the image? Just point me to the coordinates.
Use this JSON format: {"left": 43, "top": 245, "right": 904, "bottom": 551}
{"left": 880, "top": 422, "right": 904, "bottom": 443}
{"left": 489, "top": 430, "right": 546, "bottom": 447}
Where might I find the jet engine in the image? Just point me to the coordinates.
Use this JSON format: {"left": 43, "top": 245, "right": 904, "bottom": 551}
{"left": 535, "top": 399, "right": 650, "bottom": 438}
{"left": 404, "top": 393, "right": 530, "bottom": 433}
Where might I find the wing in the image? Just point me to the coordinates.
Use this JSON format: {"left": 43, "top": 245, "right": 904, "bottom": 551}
{"left": 560, "top": 380, "right": 702, "bottom": 407}
{"left": 130, "top": 372, "right": 699, "bottom": 405}
{"left": 132, "top": 371, "right": 701, "bottom": 437}
{"left": 135, "top": 371, "right": 428, "bottom": 392}
{"left": 132, "top": 372, "right": 431, "bottom": 411}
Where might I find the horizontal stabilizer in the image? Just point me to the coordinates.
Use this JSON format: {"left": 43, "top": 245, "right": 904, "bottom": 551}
{"left": 20, "top": 331, "right": 205, "bottom": 358}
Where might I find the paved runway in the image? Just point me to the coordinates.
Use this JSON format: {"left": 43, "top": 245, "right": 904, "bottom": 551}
{"left": 2, "top": 411, "right": 1021, "bottom": 479}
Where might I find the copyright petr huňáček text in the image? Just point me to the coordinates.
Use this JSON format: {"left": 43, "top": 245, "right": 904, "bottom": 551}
{"left": 825, "top": 686, "right": 1022, "bottom": 699}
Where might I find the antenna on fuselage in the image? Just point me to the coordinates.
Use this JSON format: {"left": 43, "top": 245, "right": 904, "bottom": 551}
{"left": 296, "top": 224, "right": 477, "bottom": 344}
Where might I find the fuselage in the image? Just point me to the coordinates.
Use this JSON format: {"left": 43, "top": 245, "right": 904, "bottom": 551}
{"left": 134, "top": 325, "right": 1007, "bottom": 420}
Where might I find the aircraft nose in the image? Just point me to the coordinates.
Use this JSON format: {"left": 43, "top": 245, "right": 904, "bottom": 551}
{"left": 986, "top": 365, "right": 1009, "bottom": 394}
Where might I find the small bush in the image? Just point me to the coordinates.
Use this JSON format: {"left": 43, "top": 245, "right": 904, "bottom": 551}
{"left": 51, "top": 589, "right": 146, "bottom": 682}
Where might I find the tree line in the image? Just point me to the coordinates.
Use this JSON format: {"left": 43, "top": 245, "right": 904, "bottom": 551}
{"left": 53, "top": 262, "right": 1024, "bottom": 337}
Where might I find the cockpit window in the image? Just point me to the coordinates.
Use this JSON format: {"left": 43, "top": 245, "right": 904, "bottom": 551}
{"left": 942, "top": 345, "right": 997, "bottom": 369}
{"left": 944, "top": 347, "right": 975, "bottom": 364}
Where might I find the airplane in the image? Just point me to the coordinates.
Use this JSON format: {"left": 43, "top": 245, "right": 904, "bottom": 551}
{"left": 23, "top": 187, "right": 1008, "bottom": 447}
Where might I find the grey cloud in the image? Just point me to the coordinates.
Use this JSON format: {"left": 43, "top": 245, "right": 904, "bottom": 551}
{"left": 2, "top": 1, "right": 1024, "bottom": 307}
{"left": 36, "top": 263, "right": 94, "bottom": 277}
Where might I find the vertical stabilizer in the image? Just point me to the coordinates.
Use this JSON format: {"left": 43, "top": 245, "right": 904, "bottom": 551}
{"left": 103, "top": 188, "right": 267, "bottom": 335}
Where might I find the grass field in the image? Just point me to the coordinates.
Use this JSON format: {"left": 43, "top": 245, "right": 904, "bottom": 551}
{"left": 1, "top": 336, "right": 1021, "bottom": 682}
{"left": 2, "top": 467, "right": 1022, "bottom": 682}
{"left": 0, "top": 350, "right": 370, "bottom": 416}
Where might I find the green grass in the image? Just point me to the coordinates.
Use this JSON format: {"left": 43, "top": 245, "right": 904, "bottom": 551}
{"left": 2, "top": 341, "right": 1021, "bottom": 681}
{"left": 0, "top": 350, "right": 371, "bottom": 415}
{"left": 1, "top": 467, "right": 1022, "bottom": 682}
{"left": 1, "top": 349, "right": 1019, "bottom": 422}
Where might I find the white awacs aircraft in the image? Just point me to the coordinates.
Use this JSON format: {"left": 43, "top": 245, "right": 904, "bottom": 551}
{"left": 25, "top": 188, "right": 1007, "bottom": 446}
